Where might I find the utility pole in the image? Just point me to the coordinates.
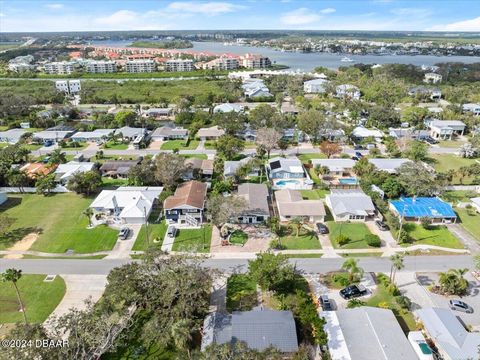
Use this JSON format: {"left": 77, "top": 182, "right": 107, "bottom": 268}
{"left": 396, "top": 204, "right": 407, "bottom": 244}
{"left": 144, "top": 207, "right": 149, "bottom": 246}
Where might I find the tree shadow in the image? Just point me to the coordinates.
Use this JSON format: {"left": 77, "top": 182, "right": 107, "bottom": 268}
{"left": 0, "top": 227, "right": 42, "bottom": 249}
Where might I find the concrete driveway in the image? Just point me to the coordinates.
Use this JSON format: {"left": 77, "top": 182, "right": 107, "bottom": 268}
{"left": 105, "top": 224, "right": 142, "bottom": 259}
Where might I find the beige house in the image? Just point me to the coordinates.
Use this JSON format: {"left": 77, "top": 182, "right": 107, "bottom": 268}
{"left": 196, "top": 126, "right": 225, "bottom": 141}
{"left": 275, "top": 189, "right": 326, "bottom": 223}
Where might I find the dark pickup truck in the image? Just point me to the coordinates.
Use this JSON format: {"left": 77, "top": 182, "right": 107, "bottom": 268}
{"left": 339, "top": 284, "right": 368, "bottom": 300}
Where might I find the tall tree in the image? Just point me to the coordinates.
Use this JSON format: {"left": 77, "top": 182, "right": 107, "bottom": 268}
{"left": 404, "top": 140, "right": 429, "bottom": 162}
{"left": 255, "top": 128, "right": 282, "bottom": 159}
{"left": 397, "top": 162, "right": 439, "bottom": 196}
{"left": 342, "top": 258, "right": 364, "bottom": 283}
{"left": 48, "top": 149, "right": 67, "bottom": 164}
{"left": 319, "top": 140, "right": 341, "bottom": 158}
{"left": 297, "top": 109, "right": 326, "bottom": 144}
{"left": 6, "top": 168, "right": 29, "bottom": 192}
{"left": 154, "top": 153, "right": 187, "bottom": 190}
{"left": 389, "top": 254, "right": 404, "bottom": 284}
{"left": 35, "top": 173, "right": 56, "bottom": 195}
{"left": 215, "top": 135, "right": 245, "bottom": 160}
{"left": 67, "top": 171, "right": 102, "bottom": 195}
{"left": 249, "top": 104, "right": 282, "bottom": 129}
{"left": 2, "top": 268, "right": 28, "bottom": 324}
{"left": 206, "top": 195, "right": 247, "bottom": 228}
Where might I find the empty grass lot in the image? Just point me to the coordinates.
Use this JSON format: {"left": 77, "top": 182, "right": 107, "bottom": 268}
{"left": 172, "top": 225, "right": 212, "bottom": 253}
{"left": 328, "top": 222, "right": 373, "bottom": 249}
{"left": 455, "top": 208, "right": 480, "bottom": 241}
{"left": 279, "top": 226, "right": 321, "bottom": 250}
{"left": 0, "top": 274, "right": 66, "bottom": 323}
{"left": 0, "top": 194, "right": 118, "bottom": 253}
{"left": 133, "top": 220, "right": 168, "bottom": 251}
{"left": 160, "top": 139, "right": 199, "bottom": 150}
{"left": 402, "top": 223, "right": 463, "bottom": 249}
{"left": 429, "top": 154, "right": 478, "bottom": 184}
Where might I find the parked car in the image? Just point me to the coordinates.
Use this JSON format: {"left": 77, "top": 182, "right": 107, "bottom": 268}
{"left": 118, "top": 227, "right": 131, "bottom": 240}
{"left": 375, "top": 220, "right": 389, "bottom": 231}
{"left": 355, "top": 151, "right": 363, "bottom": 158}
{"left": 44, "top": 140, "right": 54, "bottom": 147}
{"left": 449, "top": 299, "right": 473, "bottom": 313}
{"left": 167, "top": 225, "right": 177, "bottom": 238}
{"left": 340, "top": 284, "right": 368, "bottom": 300}
{"left": 351, "top": 156, "right": 359, "bottom": 161}
{"left": 366, "top": 143, "right": 376, "bottom": 150}
{"left": 316, "top": 223, "right": 329, "bottom": 234}
{"left": 423, "top": 136, "right": 438, "bottom": 145}
{"left": 354, "top": 145, "right": 365, "bottom": 150}
{"left": 319, "top": 295, "right": 334, "bottom": 311}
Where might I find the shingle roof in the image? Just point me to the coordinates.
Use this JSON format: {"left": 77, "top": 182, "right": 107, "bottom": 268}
{"left": 185, "top": 158, "right": 214, "bottom": 172}
{"left": 367, "top": 158, "right": 411, "bottom": 173}
{"left": 326, "top": 190, "right": 375, "bottom": 217}
{"left": 311, "top": 158, "right": 356, "bottom": 172}
{"left": 197, "top": 126, "right": 225, "bottom": 138}
{"left": 151, "top": 126, "right": 188, "bottom": 137}
{"left": 275, "top": 189, "right": 326, "bottom": 217}
{"left": 237, "top": 183, "right": 269, "bottom": 216}
{"left": 163, "top": 180, "right": 207, "bottom": 210}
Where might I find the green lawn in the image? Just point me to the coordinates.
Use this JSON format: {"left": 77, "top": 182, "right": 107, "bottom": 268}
{"left": 160, "top": 139, "right": 199, "bottom": 150}
{"left": 229, "top": 230, "right": 248, "bottom": 246}
{"left": 204, "top": 141, "right": 217, "bottom": 150}
{"left": 455, "top": 208, "right": 480, "bottom": 241}
{"left": 0, "top": 142, "right": 8, "bottom": 148}
{"left": 438, "top": 140, "right": 466, "bottom": 148}
{"left": 279, "top": 226, "right": 321, "bottom": 250}
{"left": 226, "top": 274, "right": 257, "bottom": 312}
{"left": 441, "top": 191, "right": 478, "bottom": 205}
{"left": 102, "top": 177, "right": 129, "bottom": 187}
{"left": 0, "top": 194, "right": 119, "bottom": 253}
{"left": 23, "top": 143, "right": 42, "bottom": 151}
{"left": 133, "top": 220, "right": 168, "bottom": 251}
{"left": 300, "top": 189, "right": 330, "bottom": 199}
{"left": 402, "top": 223, "right": 463, "bottom": 249}
{"left": 328, "top": 222, "right": 373, "bottom": 249}
{"left": 60, "top": 142, "right": 87, "bottom": 151}
{"left": 179, "top": 154, "right": 208, "bottom": 160}
{"left": 307, "top": 167, "right": 322, "bottom": 185}
{"left": 0, "top": 274, "right": 66, "bottom": 323}
{"left": 429, "top": 154, "right": 478, "bottom": 184}
{"left": 172, "top": 225, "right": 212, "bottom": 253}
{"left": 297, "top": 153, "right": 327, "bottom": 162}
{"left": 102, "top": 141, "right": 128, "bottom": 150}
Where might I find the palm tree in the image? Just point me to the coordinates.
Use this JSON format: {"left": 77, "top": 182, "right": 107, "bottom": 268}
{"left": 389, "top": 253, "right": 405, "bottom": 284}
{"left": 342, "top": 258, "right": 364, "bottom": 283}
{"left": 2, "top": 268, "right": 28, "bottom": 324}
{"left": 170, "top": 319, "right": 192, "bottom": 357}
{"left": 438, "top": 268, "right": 469, "bottom": 295}
{"left": 49, "top": 149, "right": 67, "bottom": 164}
{"left": 290, "top": 217, "right": 303, "bottom": 237}
{"left": 83, "top": 208, "right": 94, "bottom": 227}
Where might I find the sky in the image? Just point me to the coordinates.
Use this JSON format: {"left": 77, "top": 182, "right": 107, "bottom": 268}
{"left": 1, "top": 0, "right": 480, "bottom": 32}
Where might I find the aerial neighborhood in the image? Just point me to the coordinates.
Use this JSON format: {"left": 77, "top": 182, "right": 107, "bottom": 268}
{"left": 1, "top": 24, "right": 480, "bottom": 360}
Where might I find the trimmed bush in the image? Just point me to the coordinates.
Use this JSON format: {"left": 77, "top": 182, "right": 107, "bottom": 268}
{"left": 365, "top": 234, "right": 381, "bottom": 247}
{"left": 336, "top": 234, "right": 350, "bottom": 246}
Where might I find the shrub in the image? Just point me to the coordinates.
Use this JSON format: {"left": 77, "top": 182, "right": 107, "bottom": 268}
{"left": 387, "top": 283, "right": 400, "bottom": 295}
{"left": 332, "top": 273, "right": 351, "bottom": 287}
{"left": 398, "top": 229, "right": 412, "bottom": 244}
{"left": 395, "top": 295, "right": 412, "bottom": 310}
{"left": 378, "top": 301, "right": 391, "bottom": 309}
{"left": 365, "top": 234, "right": 381, "bottom": 247}
{"left": 270, "top": 239, "right": 286, "bottom": 250}
{"left": 336, "top": 234, "right": 350, "bottom": 246}
{"left": 420, "top": 216, "right": 431, "bottom": 229}
{"left": 347, "top": 299, "right": 366, "bottom": 308}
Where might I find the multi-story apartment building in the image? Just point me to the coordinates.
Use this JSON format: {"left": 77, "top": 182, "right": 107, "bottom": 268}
{"left": 85, "top": 60, "right": 117, "bottom": 73}
{"left": 55, "top": 80, "right": 81, "bottom": 94}
{"left": 125, "top": 59, "right": 156, "bottom": 73}
{"left": 202, "top": 55, "right": 239, "bottom": 70}
{"left": 240, "top": 53, "right": 271, "bottom": 69}
{"left": 44, "top": 61, "right": 77, "bottom": 74}
{"left": 165, "top": 59, "right": 194, "bottom": 72}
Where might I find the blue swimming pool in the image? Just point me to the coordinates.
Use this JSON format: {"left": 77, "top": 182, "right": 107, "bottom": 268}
{"left": 339, "top": 177, "right": 359, "bottom": 185}
{"left": 276, "top": 179, "right": 301, "bottom": 187}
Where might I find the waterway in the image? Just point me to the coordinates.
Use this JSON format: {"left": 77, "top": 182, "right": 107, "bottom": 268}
{"left": 90, "top": 40, "right": 480, "bottom": 72}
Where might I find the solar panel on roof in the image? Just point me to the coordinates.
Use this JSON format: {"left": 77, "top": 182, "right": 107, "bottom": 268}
{"left": 270, "top": 160, "right": 281, "bottom": 170}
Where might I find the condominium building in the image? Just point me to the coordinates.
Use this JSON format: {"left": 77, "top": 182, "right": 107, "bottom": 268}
{"left": 240, "top": 53, "right": 271, "bottom": 69}
{"left": 44, "top": 61, "right": 76, "bottom": 74}
{"left": 203, "top": 56, "right": 239, "bottom": 70}
{"left": 85, "top": 60, "right": 117, "bottom": 73}
{"left": 165, "top": 59, "right": 194, "bottom": 72}
{"left": 8, "top": 55, "right": 36, "bottom": 72}
{"left": 55, "top": 80, "right": 81, "bottom": 94}
{"left": 125, "top": 59, "right": 156, "bottom": 73}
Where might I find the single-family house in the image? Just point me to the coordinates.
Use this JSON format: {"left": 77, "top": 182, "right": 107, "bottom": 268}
{"left": 323, "top": 307, "right": 418, "bottom": 360}
{"left": 415, "top": 307, "right": 480, "bottom": 360}
{"left": 33, "top": 130, "right": 74, "bottom": 144}
{"left": 351, "top": 126, "right": 384, "bottom": 143}
{"left": 303, "top": 78, "right": 329, "bottom": 94}
{"left": 425, "top": 119, "right": 466, "bottom": 139}
{"left": 151, "top": 126, "right": 188, "bottom": 141}
{"left": 213, "top": 103, "right": 244, "bottom": 113}
{"left": 462, "top": 103, "right": 480, "bottom": 116}
{"left": 184, "top": 158, "right": 214, "bottom": 180}
{"left": 0, "top": 128, "right": 27, "bottom": 144}
{"left": 197, "top": 126, "right": 225, "bottom": 141}
{"left": 267, "top": 157, "right": 305, "bottom": 180}
{"left": 163, "top": 180, "right": 207, "bottom": 226}
{"left": 424, "top": 72, "right": 442, "bottom": 84}
{"left": 236, "top": 183, "right": 270, "bottom": 224}
{"left": 408, "top": 86, "right": 441, "bottom": 100}
{"left": 238, "top": 127, "right": 257, "bottom": 142}
{"left": 311, "top": 159, "right": 356, "bottom": 176}
{"left": 242, "top": 79, "right": 273, "bottom": 98}
{"left": 275, "top": 189, "right": 326, "bottom": 222}
{"left": 389, "top": 197, "right": 457, "bottom": 224}
{"left": 336, "top": 84, "right": 361, "bottom": 100}
{"left": 367, "top": 158, "right": 411, "bottom": 174}
{"left": 223, "top": 157, "right": 259, "bottom": 178}
{"left": 89, "top": 186, "right": 163, "bottom": 224}
{"left": 20, "top": 162, "right": 57, "bottom": 179}
{"left": 389, "top": 127, "right": 429, "bottom": 140}
{"left": 325, "top": 189, "right": 376, "bottom": 221}
{"left": 143, "top": 107, "right": 173, "bottom": 119}
{"left": 471, "top": 197, "right": 480, "bottom": 213}
{"left": 99, "top": 159, "right": 141, "bottom": 179}
{"left": 71, "top": 129, "right": 114, "bottom": 142}
{"left": 54, "top": 161, "right": 95, "bottom": 184}
{"left": 114, "top": 126, "right": 148, "bottom": 141}
{"left": 280, "top": 101, "right": 299, "bottom": 115}
{"left": 201, "top": 310, "right": 298, "bottom": 353}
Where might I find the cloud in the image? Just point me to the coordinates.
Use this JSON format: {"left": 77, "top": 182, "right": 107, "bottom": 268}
{"left": 166, "top": 2, "right": 245, "bottom": 15}
{"left": 45, "top": 3, "right": 64, "bottom": 10}
{"left": 429, "top": 16, "right": 480, "bottom": 31}
{"left": 93, "top": 10, "right": 170, "bottom": 30}
{"left": 280, "top": 7, "right": 335, "bottom": 26}
{"left": 390, "top": 7, "right": 432, "bottom": 17}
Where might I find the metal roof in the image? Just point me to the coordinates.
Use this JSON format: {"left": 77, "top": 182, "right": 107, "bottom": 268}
{"left": 389, "top": 197, "right": 456, "bottom": 218}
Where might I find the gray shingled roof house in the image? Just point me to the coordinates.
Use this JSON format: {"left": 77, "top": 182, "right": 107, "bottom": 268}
{"left": 201, "top": 310, "right": 298, "bottom": 353}
{"left": 325, "top": 189, "right": 375, "bottom": 221}
{"left": 236, "top": 183, "right": 270, "bottom": 224}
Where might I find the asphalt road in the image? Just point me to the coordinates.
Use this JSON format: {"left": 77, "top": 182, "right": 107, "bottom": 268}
{"left": 0, "top": 255, "right": 474, "bottom": 275}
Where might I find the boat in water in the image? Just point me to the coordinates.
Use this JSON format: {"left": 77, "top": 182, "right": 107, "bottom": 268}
{"left": 340, "top": 56, "right": 354, "bottom": 62}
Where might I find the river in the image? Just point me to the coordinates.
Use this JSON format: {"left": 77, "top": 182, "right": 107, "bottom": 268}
{"left": 90, "top": 40, "right": 480, "bottom": 72}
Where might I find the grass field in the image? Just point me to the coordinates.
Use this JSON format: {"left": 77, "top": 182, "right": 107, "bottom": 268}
{"left": 441, "top": 190, "right": 478, "bottom": 204}
{"left": 226, "top": 274, "right": 257, "bottom": 312}
{"left": 172, "top": 225, "right": 212, "bottom": 253}
{"left": 160, "top": 139, "right": 199, "bottom": 150}
{"left": 279, "top": 226, "right": 321, "bottom": 250}
{"left": 0, "top": 274, "right": 66, "bottom": 323}
{"left": 133, "top": 220, "right": 168, "bottom": 251}
{"left": 300, "top": 189, "right": 330, "bottom": 199}
{"left": 102, "top": 141, "right": 128, "bottom": 150}
{"left": 102, "top": 177, "right": 129, "bottom": 187}
{"left": 0, "top": 194, "right": 118, "bottom": 253}
{"left": 402, "top": 223, "right": 463, "bottom": 249}
{"left": 455, "top": 208, "right": 480, "bottom": 241}
{"left": 438, "top": 140, "right": 466, "bottom": 148}
{"left": 328, "top": 222, "right": 373, "bottom": 249}
{"left": 297, "top": 153, "right": 327, "bottom": 162}
{"left": 180, "top": 154, "right": 208, "bottom": 160}
{"left": 429, "top": 154, "right": 478, "bottom": 184}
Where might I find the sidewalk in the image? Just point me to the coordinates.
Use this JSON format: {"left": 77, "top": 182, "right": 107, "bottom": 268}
{"left": 447, "top": 223, "right": 480, "bottom": 253}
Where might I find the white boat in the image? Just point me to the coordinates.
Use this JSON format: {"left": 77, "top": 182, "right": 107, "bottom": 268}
{"left": 340, "top": 56, "right": 354, "bottom": 62}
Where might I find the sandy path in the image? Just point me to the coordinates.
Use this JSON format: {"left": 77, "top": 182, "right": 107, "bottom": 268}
{"left": 4, "top": 233, "right": 38, "bottom": 259}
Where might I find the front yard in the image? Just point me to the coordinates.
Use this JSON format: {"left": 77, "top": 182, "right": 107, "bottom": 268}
{"left": 328, "top": 222, "right": 374, "bottom": 249}
{"left": 456, "top": 208, "right": 480, "bottom": 241}
{"left": 297, "top": 153, "right": 327, "bottom": 162}
{"left": 278, "top": 226, "right": 321, "bottom": 250}
{"left": 133, "top": 220, "right": 168, "bottom": 251}
{"left": 402, "top": 223, "right": 463, "bottom": 249}
{"left": 226, "top": 274, "right": 257, "bottom": 312}
{"left": 0, "top": 274, "right": 66, "bottom": 323}
{"left": 0, "top": 194, "right": 118, "bottom": 253}
{"left": 102, "top": 140, "right": 128, "bottom": 150}
{"left": 160, "top": 139, "right": 199, "bottom": 150}
{"left": 172, "top": 225, "right": 212, "bottom": 253}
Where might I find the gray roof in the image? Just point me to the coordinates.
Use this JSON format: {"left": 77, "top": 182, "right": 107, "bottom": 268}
{"left": 367, "top": 158, "right": 411, "bottom": 173}
{"left": 115, "top": 126, "right": 147, "bottom": 138}
{"left": 237, "top": 183, "right": 269, "bottom": 216}
{"left": 415, "top": 307, "right": 480, "bottom": 360}
{"left": 311, "top": 158, "right": 356, "bottom": 172}
{"left": 326, "top": 190, "right": 375, "bottom": 217}
{"left": 325, "top": 307, "right": 418, "bottom": 360}
{"left": 202, "top": 310, "right": 298, "bottom": 353}
{"left": 151, "top": 126, "right": 188, "bottom": 137}
{"left": 0, "top": 128, "right": 27, "bottom": 143}
{"left": 223, "top": 157, "right": 252, "bottom": 177}
{"left": 275, "top": 189, "right": 326, "bottom": 217}
{"left": 268, "top": 157, "right": 304, "bottom": 175}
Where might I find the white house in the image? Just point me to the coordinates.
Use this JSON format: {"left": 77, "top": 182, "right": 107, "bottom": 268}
{"left": 351, "top": 126, "right": 384, "bottom": 143}
{"left": 463, "top": 103, "right": 480, "bottom": 116}
{"left": 90, "top": 186, "right": 163, "bottom": 224}
{"left": 275, "top": 189, "right": 326, "bottom": 223}
{"left": 33, "top": 130, "right": 74, "bottom": 144}
{"left": 197, "top": 126, "right": 225, "bottom": 141}
{"left": 311, "top": 159, "right": 356, "bottom": 176}
{"left": 336, "top": 84, "right": 360, "bottom": 100}
{"left": 325, "top": 189, "right": 376, "bottom": 221}
{"left": 367, "top": 158, "right": 411, "bottom": 174}
{"left": 470, "top": 197, "right": 480, "bottom": 213}
{"left": 151, "top": 126, "right": 188, "bottom": 141}
{"left": 71, "top": 129, "right": 114, "bottom": 142}
{"left": 303, "top": 78, "right": 329, "bottom": 94}
{"left": 0, "top": 128, "right": 27, "bottom": 144}
{"left": 236, "top": 183, "right": 270, "bottom": 224}
{"left": 424, "top": 72, "right": 442, "bottom": 84}
{"left": 425, "top": 119, "right": 466, "bottom": 139}
{"left": 54, "top": 161, "right": 95, "bottom": 184}
{"left": 213, "top": 103, "right": 244, "bottom": 113}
